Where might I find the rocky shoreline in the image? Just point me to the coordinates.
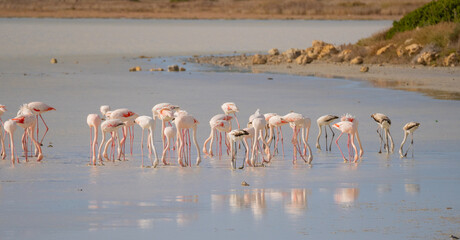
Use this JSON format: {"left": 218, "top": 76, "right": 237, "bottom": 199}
{"left": 188, "top": 40, "right": 460, "bottom": 100}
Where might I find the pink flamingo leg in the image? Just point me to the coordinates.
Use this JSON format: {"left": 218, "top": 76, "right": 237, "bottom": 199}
{"left": 234, "top": 113, "right": 240, "bottom": 129}
{"left": 279, "top": 127, "right": 285, "bottom": 158}
{"left": 38, "top": 114, "right": 49, "bottom": 146}
{"left": 335, "top": 132, "right": 347, "bottom": 162}
{"left": 141, "top": 129, "right": 145, "bottom": 167}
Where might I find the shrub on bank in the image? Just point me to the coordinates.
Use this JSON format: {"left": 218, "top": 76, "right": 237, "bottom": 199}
{"left": 386, "top": 0, "right": 460, "bottom": 39}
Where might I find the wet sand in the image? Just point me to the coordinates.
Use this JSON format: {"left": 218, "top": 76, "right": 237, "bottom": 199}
{"left": 1, "top": 19, "right": 460, "bottom": 240}
{"left": 251, "top": 62, "right": 460, "bottom": 100}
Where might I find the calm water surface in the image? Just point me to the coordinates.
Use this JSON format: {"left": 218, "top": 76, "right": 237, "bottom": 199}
{"left": 0, "top": 19, "right": 459, "bottom": 240}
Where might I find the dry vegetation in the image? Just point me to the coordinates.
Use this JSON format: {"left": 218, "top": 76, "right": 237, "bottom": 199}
{"left": 0, "top": 0, "right": 430, "bottom": 20}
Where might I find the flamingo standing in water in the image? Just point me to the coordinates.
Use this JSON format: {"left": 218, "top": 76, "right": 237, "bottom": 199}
{"left": 108, "top": 108, "right": 138, "bottom": 160}
{"left": 3, "top": 120, "right": 17, "bottom": 164}
{"left": 152, "top": 103, "right": 179, "bottom": 147}
{"left": 371, "top": 113, "right": 394, "bottom": 153}
{"left": 228, "top": 127, "right": 254, "bottom": 169}
{"left": 0, "top": 105, "right": 6, "bottom": 159}
{"left": 174, "top": 114, "right": 201, "bottom": 167}
{"left": 19, "top": 102, "right": 55, "bottom": 146}
{"left": 161, "top": 125, "right": 177, "bottom": 165}
{"left": 284, "top": 112, "right": 313, "bottom": 164}
{"left": 316, "top": 114, "right": 339, "bottom": 152}
{"left": 333, "top": 114, "right": 363, "bottom": 163}
{"left": 267, "top": 114, "right": 289, "bottom": 157}
{"left": 203, "top": 114, "right": 233, "bottom": 157}
{"left": 87, "top": 114, "right": 101, "bottom": 165}
{"left": 221, "top": 102, "right": 240, "bottom": 129}
{"left": 399, "top": 122, "right": 420, "bottom": 158}
{"left": 11, "top": 114, "right": 43, "bottom": 162}
{"left": 135, "top": 116, "right": 159, "bottom": 168}
{"left": 99, "top": 119, "right": 125, "bottom": 162}
{"left": 249, "top": 109, "right": 271, "bottom": 166}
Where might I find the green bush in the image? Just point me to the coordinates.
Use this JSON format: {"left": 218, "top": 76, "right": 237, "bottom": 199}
{"left": 386, "top": 0, "right": 460, "bottom": 39}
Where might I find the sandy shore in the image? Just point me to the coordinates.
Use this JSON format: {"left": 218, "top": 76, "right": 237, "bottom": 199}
{"left": 191, "top": 56, "right": 460, "bottom": 100}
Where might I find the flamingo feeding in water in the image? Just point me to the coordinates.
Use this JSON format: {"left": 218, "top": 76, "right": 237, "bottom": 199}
{"left": 249, "top": 109, "right": 271, "bottom": 166}
{"left": 135, "top": 116, "right": 160, "bottom": 168}
{"left": 152, "top": 103, "right": 179, "bottom": 148}
{"left": 267, "top": 114, "right": 289, "bottom": 157}
{"left": 228, "top": 127, "right": 254, "bottom": 169}
{"left": 221, "top": 102, "right": 240, "bottom": 129}
{"left": 3, "top": 120, "right": 17, "bottom": 164}
{"left": 99, "top": 119, "right": 125, "bottom": 162}
{"left": 174, "top": 114, "right": 201, "bottom": 167}
{"left": 107, "top": 108, "right": 138, "bottom": 160}
{"left": 399, "top": 122, "right": 420, "bottom": 158}
{"left": 284, "top": 112, "right": 313, "bottom": 164}
{"left": 371, "top": 113, "right": 394, "bottom": 153}
{"left": 161, "top": 125, "right": 177, "bottom": 165}
{"left": 87, "top": 114, "right": 101, "bottom": 165}
{"left": 316, "top": 114, "right": 339, "bottom": 152}
{"left": 11, "top": 114, "right": 43, "bottom": 162}
{"left": 203, "top": 114, "right": 233, "bottom": 157}
{"left": 18, "top": 102, "right": 55, "bottom": 146}
{"left": 333, "top": 114, "right": 363, "bottom": 163}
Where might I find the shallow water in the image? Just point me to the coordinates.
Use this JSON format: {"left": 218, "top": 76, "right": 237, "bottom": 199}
{"left": 1, "top": 19, "right": 460, "bottom": 240}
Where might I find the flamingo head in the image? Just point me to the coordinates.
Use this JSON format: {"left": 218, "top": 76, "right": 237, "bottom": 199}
{"left": 12, "top": 116, "right": 25, "bottom": 124}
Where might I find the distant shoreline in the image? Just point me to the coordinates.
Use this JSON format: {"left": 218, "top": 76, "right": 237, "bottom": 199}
{"left": 0, "top": 10, "right": 400, "bottom": 20}
{"left": 188, "top": 55, "right": 460, "bottom": 100}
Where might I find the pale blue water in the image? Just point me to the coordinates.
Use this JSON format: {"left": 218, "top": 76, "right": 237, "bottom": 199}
{"left": 0, "top": 19, "right": 459, "bottom": 240}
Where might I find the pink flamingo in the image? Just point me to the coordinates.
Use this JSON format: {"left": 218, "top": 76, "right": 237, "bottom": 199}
{"left": 135, "top": 116, "right": 159, "bottom": 168}
{"left": 87, "top": 114, "right": 101, "bottom": 166}
{"left": 399, "top": 122, "right": 420, "bottom": 158}
{"left": 228, "top": 127, "right": 254, "bottom": 169}
{"left": 333, "top": 114, "right": 363, "bottom": 163}
{"left": 267, "top": 114, "right": 289, "bottom": 157}
{"left": 284, "top": 112, "right": 313, "bottom": 164}
{"left": 249, "top": 110, "right": 271, "bottom": 166}
{"left": 3, "top": 119, "right": 17, "bottom": 165}
{"left": 11, "top": 115, "right": 43, "bottom": 162}
{"left": 100, "top": 105, "right": 111, "bottom": 119}
{"left": 19, "top": 102, "right": 55, "bottom": 146}
{"left": 174, "top": 114, "right": 201, "bottom": 167}
{"left": 0, "top": 105, "right": 6, "bottom": 160}
{"left": 161, "top": 125, "right": 177, "bottom": 165}
{"left": 316, "top": 115, "right": 339, "bottom": 152}
{"left": 99, "top": 119, "right": 125, "bottom": 162}
{"left": 203, "top": 114, "right": 233, "bottom": 157}
{"left": 108, "top": 108, "right": 138, "bottom": 160}
{"left": 152, "top": 103, "right": 179, "bottom": 147}
{"left": 221, "top": 102, "right": 240, "bottom": 129}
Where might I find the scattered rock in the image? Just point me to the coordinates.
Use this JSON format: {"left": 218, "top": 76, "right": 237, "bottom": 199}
{"left": 312, "top": 40, "right": 326, "bottom": 49}
{"left": 129, "top": 66, "right": 142, "bottom": 72}
{"left": 350, "top": 56, "right": 363, "bottom": 64}
{"left": 149, "top": 68, "right": 164, "bottom": 71}
{"left": 168, "top": 65, "right": 180, "bottom": 72}
{"left": 396, "top": 46, "right": 406, "bottom": 57}
{"left": 405, "top": 44, "right": 423, "bottom": 56}
{"left": 416, "top": 51, "right": 439, "bottom": 65}
{"left": 179, "top": 67, "right": 186, "bottom": 71}
{"left": 443, "top": 53, "right": 459, "bottom": 67}
{"left": 241, "top": 181, "right": 250, "bottom": 186}
{"left": 287, "top": 59, "right": 293, "bottom": 63}
{"left": 283, "top": 48, "right": 301, "bottom": 60}
{"left": 318, "top": 44, "right": 339, "bottom": 59}
{"left": 295, "top": 55, "right": 313, "bottom": 65}
{"left": 360, "top": 66, "right": 369, "bottom": 72}
{"left": 305, "top": 47, "right": 319, "bottom": 59}
{"left": 376, "top": 44, "right": 394, "bottom": 55}
{"left": 50, "top": 58, "right": 58, "bottom": 64}
{"left": 268, "top": 48, "right": 280, "bottom": 56}
{"left": 252, "top": 54, "right": 267, "bottom": 65}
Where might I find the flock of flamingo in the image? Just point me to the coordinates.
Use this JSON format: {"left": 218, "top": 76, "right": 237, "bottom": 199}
{"left": 0, "top": 102, "right": 420, "bottom": 169}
